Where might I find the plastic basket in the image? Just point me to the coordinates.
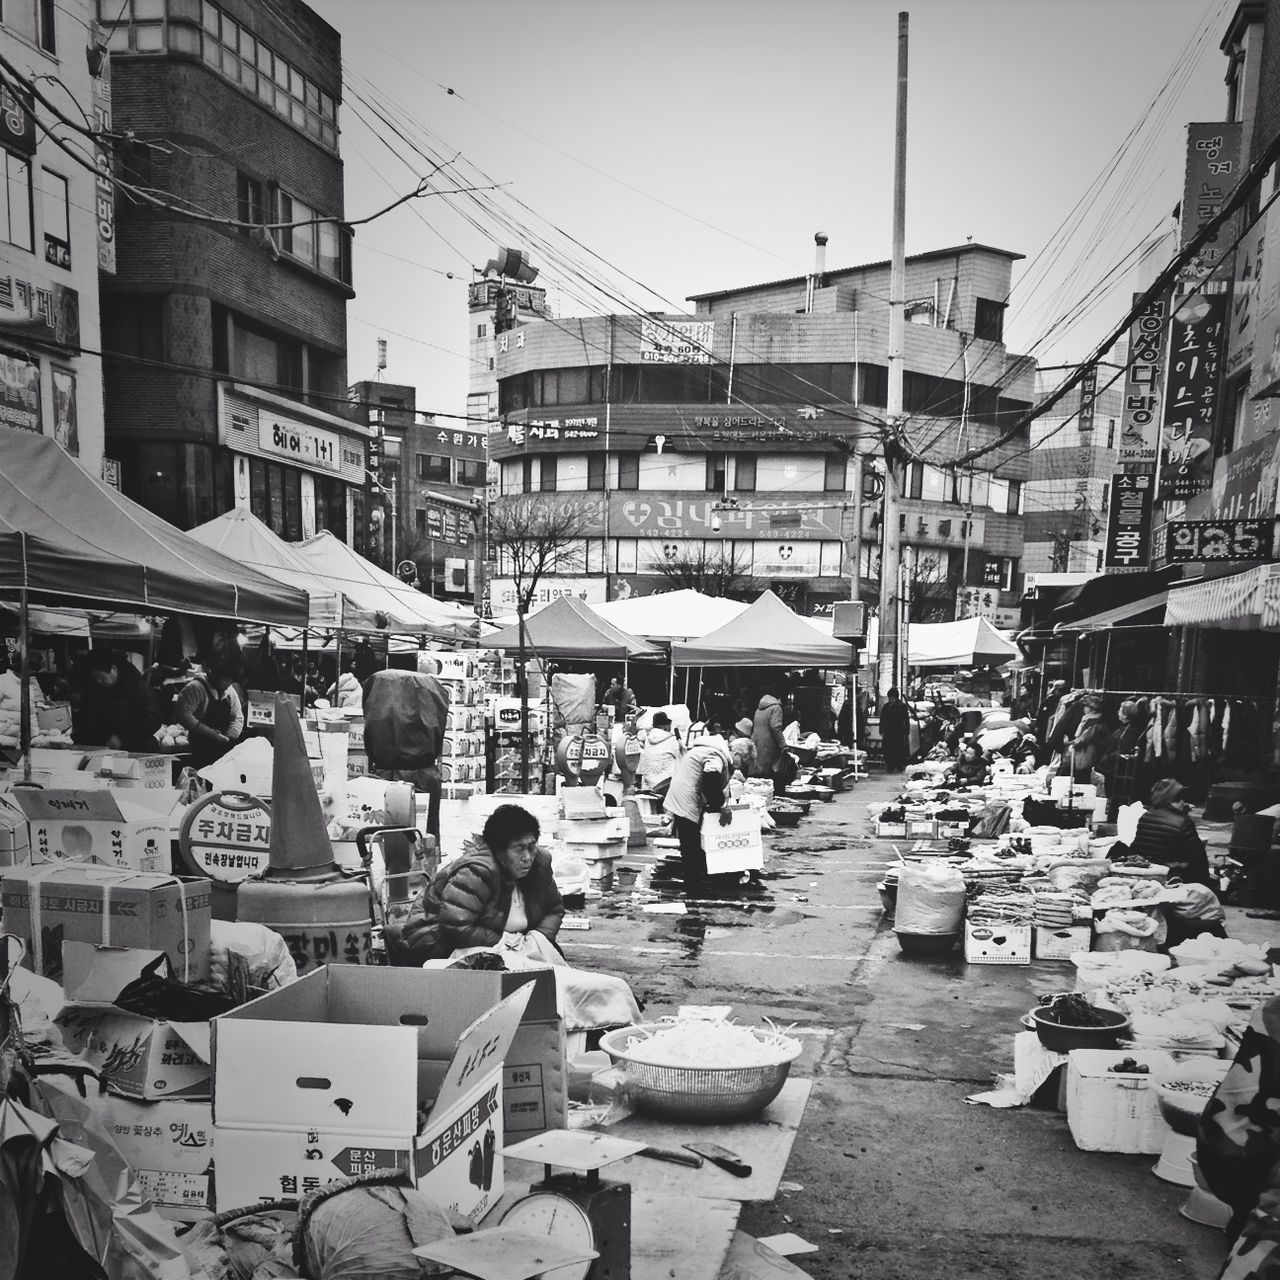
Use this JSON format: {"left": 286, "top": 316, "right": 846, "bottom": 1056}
{"left": 598, "top": 1023, "right": 802, "bottom": 1122}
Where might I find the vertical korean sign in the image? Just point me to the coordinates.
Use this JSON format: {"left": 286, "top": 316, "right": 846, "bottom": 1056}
{"left": 1178, "top": 123, "right": 1243, "bottom": 284}
{"left": 1117, "top": 293, "right": 1169, "bottom": 467}
{"left": 1159, "top": 292, "right": 1229, "bottom": 499}
{"left": 1104, "top": 473, "right": 1155, "bottom": 570}
{"left": 92, "top": 56, "right": 115, "bottom": 274}
{"left": 1072, "top": 366, "right": 1097, "bottom": 541}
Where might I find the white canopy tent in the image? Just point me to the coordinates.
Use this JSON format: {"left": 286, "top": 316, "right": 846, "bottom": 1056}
{"left": 592, "top": 589, "right": 750, "bottom": 641}
{"left": 906, "top": 617, "right": 1019, "bottom": 668}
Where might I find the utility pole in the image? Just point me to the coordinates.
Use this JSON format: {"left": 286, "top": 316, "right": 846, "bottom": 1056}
{"left": 877, "top": 10, "right": 908, "bottom": 700}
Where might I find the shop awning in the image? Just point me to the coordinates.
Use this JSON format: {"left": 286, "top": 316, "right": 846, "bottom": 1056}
{"left": 1163, "top": 564, "right": 1278, "bottom": 630}
{"left": 1054, "top": 590, "right": 1170, "bottom": 634}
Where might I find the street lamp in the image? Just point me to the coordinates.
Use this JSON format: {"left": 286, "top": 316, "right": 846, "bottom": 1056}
{"left": 367, "top": 470, "right": 397, "bottom": 571}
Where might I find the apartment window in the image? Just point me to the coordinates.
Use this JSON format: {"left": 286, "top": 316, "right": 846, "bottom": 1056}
{"left": 236, "top": 172, "right": 265, "bottom": 228}
{"left": 1006, "top": 479, "right": 1023, "bottom": 516}
{"left": 541, "top": 455, "right": 558, "bottom": 492}
{"left": 618, "top": 454, "right": 639, "bottom": 491}
{"left": 476, "top": 323, "right": 488, "bottom": 339}
{"left": 521, "top": 456, "right": 534, "bottom": 493}
{"left": 974, "top": 298, "right": 1006, "bottom": 343}
{"left": 37, "top": 0, "right": 54, "bottom": 53}
{"left": 4, "top": 0, "right": 55, "bottom": 52}
{"left": 488, "top": 357, "right": 495, "bottom": 372}
{"left": 102, "top": 294, "right": 164, "bottom": 361}
{"left": 706, "top": 453, "right": 726, "bottom": 493}
{"left": 278, "top": 191, "right": 349, "bottom": 284}
{"left": 417, "top": 454, "right": 450, "bottom": 484}
{"left": 457, "top": 458, "right": 485, "bottom": 488}
{"left": 588, "top": 455, "right": 605, "bottom": 489}
{"left": 733, "top": 454, "right": 756, "bottom": 493}
{"left": 824, "top": 454, "right": 846, "bottom": 492}
{"left": 1106, "top": 418, "right": 1116, "bottom": 450}
{"left": 39, "top": 168, "right": 68, "bottom": 268}
{"left": 0, "top": 151, "right": 32, "bottom": 252}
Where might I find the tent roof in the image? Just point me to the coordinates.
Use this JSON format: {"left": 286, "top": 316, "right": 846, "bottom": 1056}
{"left": 907, "top": 617, "right": 1020, "bottom": 668}
{"left": 671, "top": 590, "right": 856, "bottom": 667}
{"left": 187, "top": 509, "right": 351, "bottom": 629}
{"left": 292, "top": 531, "right": 479, "bottom": 637}
{"left": 0, "top": 432, "right": 309, "bottom": 624}
{"left": 483, "top": 595, "right": 661, "bottom": 659}
{"left": 592, "top": 589, "right": 750, "bottom": 641}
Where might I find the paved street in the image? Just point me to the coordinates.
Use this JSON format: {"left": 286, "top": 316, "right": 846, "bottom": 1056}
{"left": 560, "top": 773, "right": 1253, "bottom": 1280}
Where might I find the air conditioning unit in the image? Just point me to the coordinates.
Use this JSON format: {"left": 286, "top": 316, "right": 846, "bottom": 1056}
{"left": 832, "top": 601, "right": 867, "bottom": 644}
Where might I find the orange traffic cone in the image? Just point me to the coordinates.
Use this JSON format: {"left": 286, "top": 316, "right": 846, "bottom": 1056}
{"left": 266, "top": 694, "right": 337, "bottom": 878}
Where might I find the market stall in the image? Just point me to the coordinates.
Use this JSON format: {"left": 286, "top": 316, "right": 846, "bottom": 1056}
{"left": 906, "top": 617, "right": 1020, "bottom": 669}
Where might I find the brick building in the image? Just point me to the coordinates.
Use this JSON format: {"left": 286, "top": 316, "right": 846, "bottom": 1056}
{"left": 95, "top": 0, "right": 369, "bottom": 541}
{"left": 0, "top": 0, "right": 108, "bottom": 475}
{"left": 490, "top": 242, "right": 1037, "bottom": 623}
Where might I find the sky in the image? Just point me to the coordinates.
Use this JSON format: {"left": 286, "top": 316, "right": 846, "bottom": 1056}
{"left": 307, "top": 0, "right": 1234, "bottom": 423}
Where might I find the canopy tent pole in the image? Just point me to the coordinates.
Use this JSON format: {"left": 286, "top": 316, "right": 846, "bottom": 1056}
{"left": 19, "top": 586, "right": 30, "bottom": 783}
{"left": 300, "top": 630, "right": 309, "bottom": 712}
{"left": 667, "top": 645, "right": 675, "bottom": 704}
{"left": 518, "top": 606, "right": 529, "bottom": 795}
{"left": 334, "top": 627, "right": 344, "bottom": 704}
{"left": 696, "top": 667, "right": 704, "bottom": 723}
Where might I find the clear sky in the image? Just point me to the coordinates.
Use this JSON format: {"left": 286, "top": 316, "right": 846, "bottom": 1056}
{"left": 307, "top": 0, "right": 1233, "bottom": 421}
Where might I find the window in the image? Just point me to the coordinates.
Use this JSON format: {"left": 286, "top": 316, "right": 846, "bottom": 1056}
{"left": 37, "top": 0, "right": 54, "bottom": 53}
{"left": 457, "top": 458, "right": 485, "bottom": 488}
{"left": 236, "top": 172, "right": 265, "bottom": 228}
{"left": 278, "top": 190, "right": 349, "bottom": 284}
{"left": 733, "top": 454, "right": 756, "bottom": 493}
{"left": 1217, "top": 377, "right": 1249, "bottom": 460}
{"left": 706, "top": 453, "right": 726, "bottom": 492}
{"left": 521, "top": 456, "right": 534, "bottom": 492}
{"left": 476, "top": 323, "right": 488, "bottom": 339}
{"left": 1106, "top": 418, "right": 1116, "bottom": 450}
{"left": 101, "top": 294, "right": 164, "bottom": 360}
{"left": 488, "top": 357, "right": 495, "bottom": 372}
{"left": 416, "top": 508, "right": 427, "bottom": 534}
{"left": 39, "top": 168, "right": 68, "bottom": 268}
{"left": 0, "top": 151, "right": 32, "bottom": 252}
{"left": 974, "top": 298, "right": 1006, "bottom": 343}
{"left": 540, "top": 455, "right": 558, "bottom": 492}
{"left": 1006, "top": 479, "right": 1022, "bottom": 516}
{"left": 587, "top": 455, "right": 605, "bottom": 489}
{"left": 417, "top": 454, "right": 450, "bottom": 484}
{"left": 618, "top": 454, "right": 639, "bottom": 490}
{"left": 4, "top": 0, "right": 55, "bottom": 51}
{"left": 824, "top": 454, "right": 846, "bottom": 492}
{"left": 859, "top": 364, "right": 888, "bottom": 406}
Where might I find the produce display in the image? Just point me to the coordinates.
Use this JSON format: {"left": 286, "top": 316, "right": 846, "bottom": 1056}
{"left": 155, "top": 722, "right": 190, "bottom": 750}
{"left": 615, "top": 1017, "right": 801, "bottom": 1068}
{"left": 1037, "top": 993, "right": 1119, "bottom": 1028}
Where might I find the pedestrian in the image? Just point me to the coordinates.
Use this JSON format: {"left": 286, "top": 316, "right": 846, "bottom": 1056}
{"left": 637, "top": 711, "right": 682, "bottom": 795}
{"left": 1121, "top": 778, "right": 1212, "bottom": 887}
{"left": 662, "top": 735, "right": 733, "bottom": 891}
{"left": 879, "top": 686, "right": 911, "bottom": 773}
{"left": 1034, "top": 679, "right": 1068, "bottom": 764}
{"left": 750, "top": 690, "right": 787, "bottom": 779}
{"left": 174, "top": 662, "right": 243, "bottom": 766}
{"left": 1063, "top": 693, "right": 1110, "bottom": 781}
{"left": 362, "top": 668, "right": 448, "bottom": 840}
{"left": 1100, "top": 698, "right": 1150, "bottom": 820}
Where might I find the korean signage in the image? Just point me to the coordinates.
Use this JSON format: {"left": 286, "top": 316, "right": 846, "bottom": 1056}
{"left": 51, "top": 367, "right": 76, "bottom": 455}
{"left": 1103, "top": 473, "right": 1155, "bottom": 569}
{"left": 692, "top": 413, "right": 789, "bottom": 442}
{"left": 981, "top": 556, "right": 1004, "bottom": 588}
{"left": 638, "top": 318, "right": 714, "bottom": 364}
{"left": 1118, "top": 292, "right": 1169, "bottom": 466}
{"left": 488, "top": 576, "right": 607, "bottom": 611}
{"left": 1072, "top": 366, "right": 1096, "bottom": 539}
{"left": 259, "top": 416, "right": 340, "bottom": 473}
{"left": 1159, "top": 292, "right": 1229, "bottom": 499}
{"left": 0, "top": 277, "right": 80, "bottom": 350}
{"left": 612, "top": 493, "right": 843, "bottom": 540}
{"left": 508, "top": 417, "right": 599, "bottom": 446}
{"left": 0, "top": 350, "right": 41, "bottom": 433}
{"left": 92, "top": 59, "right": 116, "bottom": 274}
{"left": 749, "top": 542, "right": 822, "bottom": 578}
{"left": 422, "top": 502, "right": 473, "bottom": 547}
{"left": 956, "top": 586, "right": 1009, "bottom": 624}
{"left": 1214, "top": 432, "right": 1280, "bottom": 522}
{"left": 1178, "top": 123, "right": 1244, "bottom": 285}
{"left": 0, "top": 80, "right": 35, "bottom": 156}
{"left": 1253, "top": 204, "right": 1280, "bottom": 398}
{"left": 1227, "top": 212, "right": 1265, "bottom": 378}
{"left": 1166, "top": 520, "right": 1271, "bottom": 563}
{"left": 429, "top": 427, "right": 486, "bottom": 461}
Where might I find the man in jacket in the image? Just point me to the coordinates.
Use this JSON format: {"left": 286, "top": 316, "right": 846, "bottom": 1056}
{"left": 750, "top": 692, "right": 786, "bottom": 779}
{"left": 1126, "top": 778, "right": 1212, "bottom": 887}
{"left": 663, "top": 736, "right": 733, "bottom": 891}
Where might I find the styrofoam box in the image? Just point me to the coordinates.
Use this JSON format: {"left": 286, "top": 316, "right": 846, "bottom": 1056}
{"left": 907, "top": 818, "right": 936, "bottom": 837}
{"left": 874, "top": 822, "right": 908, "bottom": 839}
{"left": 1035, "top": 926, "right": 1092, "bottom": 961}
{"left": 964, "top": 922, "right": 1032, "bottom": 965}
{"left": 1066, "top": 1049, "right": 1175, "bottom": 1154}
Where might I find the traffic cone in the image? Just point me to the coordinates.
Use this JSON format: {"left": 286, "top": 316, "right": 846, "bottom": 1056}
{"left": 266, "top": 694, "right": 336, "bottom": 878}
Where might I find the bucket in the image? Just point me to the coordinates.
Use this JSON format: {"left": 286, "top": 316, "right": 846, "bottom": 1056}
{"left": 237, "top": 874, "right": 372, "bottom": 975}
{"left": 1153, "top": 1129, "right": 1196, "bottom": 1187}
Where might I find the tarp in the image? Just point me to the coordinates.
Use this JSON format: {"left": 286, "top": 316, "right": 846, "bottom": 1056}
{"left": 483, "top": 594, "right": 661, "bottom": 659}
{"left": 0, "top": 431, "right": 309, "bottom": 624}
{"left": 907, "top": 617, "right": 1020, "bottom": 668}
{"left": 1053, "top": 591, "right": 1170, "bottom": 634}
{"left": 292, "top": 530, "right": 479, "bottom": 637}
{"left": 592, "top": 589, "right": 749, "bottom": 641}
{"left": 1165, "top": 564, "right": 1277, "bottom": 631}
{"left": 671, "top": 590, "right": 856, "bottom": 668}
{"left": 187, "top": 508, "right": 351, "bottom": 629}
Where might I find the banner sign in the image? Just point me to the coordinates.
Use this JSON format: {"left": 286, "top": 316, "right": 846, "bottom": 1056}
{"left": 0, "top": 277, "right": 80, "bottom": 351}
{"left": 1103, "top": 473, "right": 1155, "bottom": 569}
{"left": 0, "top": 350, "right": 41, "bottom": 433}
{"left": 1214, "top": 431, "right": 1280, "bottom": 522}
{"left": 1178, "top": 122, "right": 1244, "bottom": 285}
{"left": 1118, "top": 292, "right": 1170, "bottom": 466}
{"left": 1166, "top": 519, "right": 1271, "bottom": 563}
{"left": 638, "top": 318, "right": 713, "bottom": 364}
{"left": 1159, "top": 292, "right": 1229, "bottom": 499}
{"left": 422, "top": 501, "right": 472, "bottom": 547}
{"left": 0, "top": 79, "right": 35, "bottom": 156}
{"left": 1227, "top": 211, "right": 1265, "bottom": 378}
{"left": 508, "top": 417, "right": 599, "bottom": 445}
{"left": 92, "top": 58, "right": 115, "bottom": 274}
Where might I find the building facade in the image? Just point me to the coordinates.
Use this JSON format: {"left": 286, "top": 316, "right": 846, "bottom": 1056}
{"left": 490, "top": 243, "right": 1037, "bottom": 624}
{"left": 95, "top": 0, "right": 368, "bottom": 542}
{"left": 0, "top": 0, "right": 108, "bottom": 476}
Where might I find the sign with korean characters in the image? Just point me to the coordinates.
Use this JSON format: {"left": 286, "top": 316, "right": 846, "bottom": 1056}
{"left": 1159, "top": 291, "right": 1229, "bottom": 500}
{"left": 0, "top": 350, "right": 41, "bottom": 433}
{"left": 430, "top": 427, "right": 486, "bottom": 460}
{"left": 1104, "top": 473, "right": 1155, "bottom": 570}
{"left": 1179, "top": 123, "right": 1244, "bottom": 284}
{"left": 0, "top": 80, "right": 35, "bottom": 156}
{"left": 178, "top": 793, "right": 272, "bottom": 885}
{"left": 1166, "top": 519, "right": 1271, "bottom": 563}
{"left": 1227, "top": 210, "right": 1265, "bottom": 378}
{"left": 638, "top": 318, "right": 713, "bottom": 364}
{"left": 260, "top": 415, "right": 340, "bottom": 473}
{"left": 1118, "top": 292, "right": 1170, "bottom": 466}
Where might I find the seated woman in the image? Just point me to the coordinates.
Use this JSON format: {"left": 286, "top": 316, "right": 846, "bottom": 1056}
{"left": 945, "top": 742, "right": 989, "bottom": 788}
{"left": 385, "top": 803, "right": 641, "bottom": 1030}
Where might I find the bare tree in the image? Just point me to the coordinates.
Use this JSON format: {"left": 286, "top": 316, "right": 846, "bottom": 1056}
{"left": 644, "top": 543, "right": 752, "bottom": 598}
{"left": 487, "top": 495, "right": 596, "bottom": 615}
{"left": 909, "top": 551, "right": 960, "bottom": 624}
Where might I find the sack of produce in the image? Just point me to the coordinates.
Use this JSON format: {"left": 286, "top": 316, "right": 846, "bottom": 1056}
{"left": 1073, "top": 949, "right": 1171, "bottom": 991}
{"left": 1093, "top": 908, "right": 1164, "bottom": 953}
{"left": 895, "top": 862, "right": 966, "bottom": 935}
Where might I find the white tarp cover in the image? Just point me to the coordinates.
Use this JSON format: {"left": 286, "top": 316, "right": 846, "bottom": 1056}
{"left": 593, "top": 589, "right": 749, "bottom": 641}
{"left": 671, "top": 590, "right": 856, "bottom": 668}
{"left": 907, "top": 617, "right": 1019, "bottom": 668}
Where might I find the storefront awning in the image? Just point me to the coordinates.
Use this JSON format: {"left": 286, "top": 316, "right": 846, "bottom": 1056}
{"left": 1163, "top": 564, "right": 1279, "bottom": 630}
{"left": 1054, "top": 590, "right": 1170, "bottom": 634}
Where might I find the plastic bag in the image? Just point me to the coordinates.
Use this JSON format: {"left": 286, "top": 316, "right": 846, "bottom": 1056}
{"left": 551, "top": 673, "right": 597, "bottom": 734}
{"left": 1093, "top": 908, "right": 1163, "bottom": 952}
{"left": 1072, "top": 949, "right": 1171, "bottom": 991}
{"left": 209, "top": 920, "right": 298, "bottom": 995}
{"left": 895, "top": 862, "right": 966, "bottom": 935}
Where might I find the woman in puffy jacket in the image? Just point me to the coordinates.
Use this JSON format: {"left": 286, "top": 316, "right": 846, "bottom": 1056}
{"left": 386, "top": 804, "right": 564, "bottom": 966}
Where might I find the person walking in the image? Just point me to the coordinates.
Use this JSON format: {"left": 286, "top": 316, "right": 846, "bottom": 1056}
{"left": 879, "top": 687, "right": 911, "bottom": 773}
{"left": 750, "top": 691, "right": 786, "bottom": 779}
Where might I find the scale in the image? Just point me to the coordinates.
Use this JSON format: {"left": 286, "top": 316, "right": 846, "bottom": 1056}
{"left": 415, "top": 1131, "right": 641, "bottom": 1280}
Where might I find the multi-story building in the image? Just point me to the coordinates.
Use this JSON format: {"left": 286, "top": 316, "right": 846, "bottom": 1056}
{"left": 95, "top": 0, "right": 369, "bottom": 543}
{"left": 0, "top": 0, "right": 107, "bottom": 475}
{"left": 490, "top": 242, "right": 1037, "bottom": 624}
{"left": 466, "top": 251, "right": 550, "bottom": 430}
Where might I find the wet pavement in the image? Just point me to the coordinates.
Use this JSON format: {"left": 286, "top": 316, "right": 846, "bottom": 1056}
{"left": 556, "top": 772, "right": 1264, "bottom": 1280}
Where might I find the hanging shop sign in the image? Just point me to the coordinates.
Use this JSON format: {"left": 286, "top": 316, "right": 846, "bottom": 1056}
{"left": 0, "top": 81, "right": 35, "bottom": 156}
{"left": 638, "top": 318, "right": 714, "bottom": 364}
{"left": 1227, "top": 211, "right": 1265, "bottom": 378}
{"left": 1165, "top": 519, "right": 1272, "bottom": 563}
{"left": 1253, "top": 203, "right": 1280, "bottom": 399}
{"left": 51, "top": 367, "right": 76, "bottom": 455}
{"left": 429, "top": 427, "right": 486, "bottom": 460}
{"left": 1159, "top": 292, "right": 1229, "bottom": 500}
{"left": 0, "top": 277, "right": 80, "bottom": 351}
{"left": 1118, "top": 292, "right": 1169, "bottom": 466}
{"left": 422, "top": 501, "right": 473, "bottom": 547}
{"left": 92, "top": 60, "right": 115, "bottom": 274}
{"left": 1103, "top": 473, "right": 1155, "bottom": 570}
{"left": 0, "top": 350, "right": 41, "bottom": 434}
{"left": 507, "top": 417, "right": 600, "bottom": 445}
{"left": 1178, "top": 122, "right": 1244, "bottom": 286}
{"left": 1213, "top": 432, "right": 1280, "bottom": 522}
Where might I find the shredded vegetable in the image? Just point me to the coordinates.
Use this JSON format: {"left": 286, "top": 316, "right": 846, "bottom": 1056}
{"left": 620, "top": 1018, "right": 800, "bottom": 1069}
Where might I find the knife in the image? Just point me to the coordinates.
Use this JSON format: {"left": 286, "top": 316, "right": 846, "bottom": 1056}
{"left": 682, "top": 1142, "right": 752, "bottom": 1177}
{"left": 637, "top": 1145, "right": 704, "bottom": 1168}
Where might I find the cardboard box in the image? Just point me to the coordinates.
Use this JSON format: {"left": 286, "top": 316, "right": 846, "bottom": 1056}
{"left": 0, "top": 865, "right": 211, "bottom": 982}
{"left": 90, "top": 1095, "right": 213, "bottom": 1216}
{"left": 36, "top": 703, "right": 73, "bottom": 734}
{"left": 0, "top": 795, "right": 30, "bottom": 866}
{"left": 56, "top": 1008, "right": 211, "bottom": 1101}
{"left": 964, "top": 922, "right": 1032, "bottom": 965}
{"left": 1035, "top": 926, "right": 1092, "bottom": 961}
{"left": 700, "top": 805, "right": 764, "bottom": 876}
{"left": 211, "top": 967, "right": 533, "bottom": 1222}
{"left": 505, "top": 1019, "right": 567, "bottom": 1140}
{"left": 8, "top": 787, "right": 177, "bottom": 871}
{"left": 82, "top": 750, "right": 172, "bottom": 790}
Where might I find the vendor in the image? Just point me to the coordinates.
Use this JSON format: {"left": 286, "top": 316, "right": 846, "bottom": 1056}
{"left": 1100, "top": 698, "right": 1150, "bottom": 821}
{"left": 728, "top": 717, "right": 756, "bottom": 777}
{"left": 174, "top": 663, "right": 243, "bottom": 767}
{"left": 637, "top": 711, "right": 682, "bottom": 795}
{"left": 601, "top": 676, "right": 635, "bottom": 724}
{"left": 1121, "top": 778, "right": 1212, "bottom": 888}
{"left": 385, "top": 804, "right": 564, "bottom": 964}
{"left": 74, "top": 650, "right": 162, "bottom": 752}
{"left": 326, "top": 655, "right": 363, "bottom": 710}
{"left": 663, "top": 735, "right": 733, "bottom": 892}
{"left": 946, "top": 742, "right": 989, "bottom": 788}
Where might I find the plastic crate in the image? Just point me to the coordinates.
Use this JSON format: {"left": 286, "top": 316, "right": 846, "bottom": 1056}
{"left": 1065, "top": 1049, "right": 1175, "bottom": 1154}
{"left": 1035, "top": 926, "right": 1092, "bottom": 961}
{"left": 964, "top": 922, "right": 1032, "bottom": 965}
